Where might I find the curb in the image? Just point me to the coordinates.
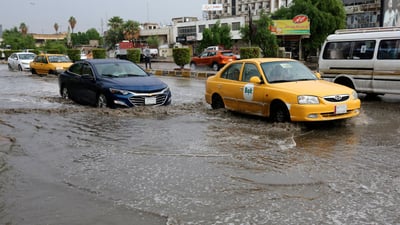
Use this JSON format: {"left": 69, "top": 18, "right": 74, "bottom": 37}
{"left": 148, "top": 69, "right": 216, "bottom": 79}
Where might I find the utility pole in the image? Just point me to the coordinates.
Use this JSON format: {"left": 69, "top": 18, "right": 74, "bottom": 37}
{"left": 248, "top": 6, "right": 252, "bottom": 46}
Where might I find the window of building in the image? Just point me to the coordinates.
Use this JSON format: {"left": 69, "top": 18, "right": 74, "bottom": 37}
{"left": 198, "top": 25, "right": 206, "bottom": 33}
{"left": 177, "top": 26, "right": 196, "bottom": 38}
{"left": 232, "top": 22, "right": 241, "bottom": 31}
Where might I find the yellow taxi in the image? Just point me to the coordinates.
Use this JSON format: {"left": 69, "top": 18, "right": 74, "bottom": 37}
{"left": 30, "top": 54, "right": 73, "bottom": 75}
{"left": 205, "top": 58, "right": 361, "bottom": 122}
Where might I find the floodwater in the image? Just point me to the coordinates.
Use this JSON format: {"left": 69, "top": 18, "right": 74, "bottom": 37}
{"left": 0, "top": 64, "right": 399, "bottom": 225}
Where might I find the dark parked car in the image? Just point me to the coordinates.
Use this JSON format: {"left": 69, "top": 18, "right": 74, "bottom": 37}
{"left": 58, "top": 59, "right": 172, "bottom": 108}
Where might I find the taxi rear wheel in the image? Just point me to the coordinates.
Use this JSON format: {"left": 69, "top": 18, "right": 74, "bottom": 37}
{"left": 211, "top": 94, "right": 224, "bottom": 109}
{"left": 271, "top": 102, "right": 290, "bottom": 122}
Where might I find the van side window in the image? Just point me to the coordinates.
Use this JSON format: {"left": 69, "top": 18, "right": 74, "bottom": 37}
{"left": 352, "top": 40, "right": 375, "bottom": 59}
{"left": 323, "top": 41, "right": 374, "bottom": 60}
{"left": 378, "top": 39, "right": 400, "bottom": 60}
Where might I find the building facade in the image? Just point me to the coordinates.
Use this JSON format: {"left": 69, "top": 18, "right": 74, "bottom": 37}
{"left": 206, "top": 0, "right": 293, "bottom": 20}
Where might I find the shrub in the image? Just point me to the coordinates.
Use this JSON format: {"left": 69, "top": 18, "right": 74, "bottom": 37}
{"left": 92, "top": 48, "right": 106, "bottom": 59}
{"left": 239, "top": 47, "right": 261, "bottom": 59}
{"left": 172, "top": 48, "right": 191, "bottom": 69}
{"left": 127, "top": 48, "right": 142, "bottom": 63}
{"left": 67, "top": 49, "right": 81, "bottom": 62}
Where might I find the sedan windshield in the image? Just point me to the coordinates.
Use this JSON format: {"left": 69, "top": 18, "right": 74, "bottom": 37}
{"left": 19, "top": 54, "right": 35, "bottom": 60}
{"left": 261, "top": 61, "right": 317, "bottom": 83}
{"left": 96, "top": 62, "right": 148, "bottom": 78}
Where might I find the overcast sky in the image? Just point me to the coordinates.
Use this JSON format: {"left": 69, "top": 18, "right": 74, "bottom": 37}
{"left": 2, "top": 0, "right": 208, "bottom": 34}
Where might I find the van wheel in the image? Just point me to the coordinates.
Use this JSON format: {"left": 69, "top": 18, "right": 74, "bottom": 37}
{"left": 271, "top": 102, "right": 290, "bottom": 122}
{"left": 212, "top": 63, "right": 219, "bottom": 71}
{"left": 18, "top": 65, "right": 23, "bottom": 71}
{"left": 211, "top": 94, "right": 224, "bottom": 109}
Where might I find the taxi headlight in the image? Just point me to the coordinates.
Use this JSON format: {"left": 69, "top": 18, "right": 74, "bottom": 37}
{"left": 352, "top": 91, "right": 359, "bottom": 100}
{"left": 298, "top": 95, "right": 319, "bottom": 104}
{"left": 110, "top": 88, "right": 130, "bottom": 95}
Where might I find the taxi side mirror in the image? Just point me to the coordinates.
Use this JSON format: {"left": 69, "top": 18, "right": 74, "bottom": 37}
{"left": 249, "top": 76, "right": 262, "bottom": 84}
{"left": 314, "top": 72, "right": 322, "bottom": 79}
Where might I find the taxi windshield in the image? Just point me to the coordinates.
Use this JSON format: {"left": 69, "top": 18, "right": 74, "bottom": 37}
{"left": 261, "top": 61, "right": 317, "bottom": 83}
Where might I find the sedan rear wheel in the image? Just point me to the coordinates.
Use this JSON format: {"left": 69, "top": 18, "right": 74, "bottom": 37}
{"left": 97, "top": 94, "right": 108, "bottom": 108}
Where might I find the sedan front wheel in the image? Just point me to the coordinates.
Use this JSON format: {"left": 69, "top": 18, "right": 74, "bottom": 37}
{"left": 97, "top": 94, "right": 108, "bottom": 108}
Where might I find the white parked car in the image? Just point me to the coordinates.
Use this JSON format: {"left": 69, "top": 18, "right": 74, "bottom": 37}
{"left": 7, "top": 52, "right": 36, "bottom": 71}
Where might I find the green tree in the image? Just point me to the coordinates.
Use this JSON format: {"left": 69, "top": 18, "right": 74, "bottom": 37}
{"left": 146, "top": 36, "right": 160, "bottom": 48}
{"left": 198, "top": 21, "right": 233, "bottom": 53}
{"left": 272, "top": 0, "right": 346, "bottom": 57}
{"left": 240, "top": 11, "right": 278, "bottom": 57}
{"left": 40, "top": 40, "right": 67, "bottom": 54}
{"left": 1, "top": 27, "right": 35, "bottom": 50}
{"left": 86, "top": 28, "right": 101, "bottom": 40}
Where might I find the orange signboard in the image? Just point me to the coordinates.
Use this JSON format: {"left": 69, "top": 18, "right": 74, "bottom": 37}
{"left": 270, "top": 15, "right": 310, "bottom": 35}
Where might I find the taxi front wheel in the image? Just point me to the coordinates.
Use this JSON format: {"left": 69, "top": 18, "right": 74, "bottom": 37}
{"left": 271, "top": 102, "right": 290, "bottom": 122}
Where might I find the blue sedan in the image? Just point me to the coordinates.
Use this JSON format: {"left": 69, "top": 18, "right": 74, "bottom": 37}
{"left": 58, "top": 59, "right": 171, "bottom": 108}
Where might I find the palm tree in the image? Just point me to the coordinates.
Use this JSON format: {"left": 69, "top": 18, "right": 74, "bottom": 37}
{"left": 122, "top": 20, "right": 140, "bottom": 41}
{"left": 19, "top": 23, "right": 28, "bottom": 35}
{"left": 54, "top": 23, "right": 59, "bottom": 33}
{"left": 108, "top": 16, "right": 124, "bottom": 30}
{"left": 68, "top": 16, "right": 77, "bottom": 33}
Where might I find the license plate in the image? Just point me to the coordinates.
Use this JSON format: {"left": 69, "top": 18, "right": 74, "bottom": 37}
{"left": 56, "top": 67, "right": 63, "bottom": 70}
{"left": 145, "top": 97, "right": 156, "bottom": 105}
{"left": 335, "top": 104, "right": 347, "bottom": 114}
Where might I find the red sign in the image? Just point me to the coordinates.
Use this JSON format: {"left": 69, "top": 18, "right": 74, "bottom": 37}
{"left": 292, "top": 15, "right": 308, "bottom": 24}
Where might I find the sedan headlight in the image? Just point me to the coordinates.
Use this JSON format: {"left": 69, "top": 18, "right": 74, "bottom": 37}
{"left": 298, "top": 95, "right": 319, "bottom": 104}
{"left": 110, "top": 88, "right": 130, "bottom": 95}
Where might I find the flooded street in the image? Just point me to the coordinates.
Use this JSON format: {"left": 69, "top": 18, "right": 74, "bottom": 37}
{"left": 0, "top": 64, "right": 399, "bottom": 225}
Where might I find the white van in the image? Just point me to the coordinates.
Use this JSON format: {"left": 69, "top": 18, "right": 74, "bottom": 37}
{"left": 318, "top": 27, "right": 400, "bottom": 96}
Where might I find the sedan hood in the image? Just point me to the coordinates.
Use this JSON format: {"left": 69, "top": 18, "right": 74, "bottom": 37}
{"left": 274, "top": 80, "right": 354, "bottom": 96}
{"left": 101, "top": 76, "right": 168, "bottom": 92}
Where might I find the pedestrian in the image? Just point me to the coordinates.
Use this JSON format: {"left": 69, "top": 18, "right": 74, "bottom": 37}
{"left": 144, "top": 46, "right": 152, "bottom": 69}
